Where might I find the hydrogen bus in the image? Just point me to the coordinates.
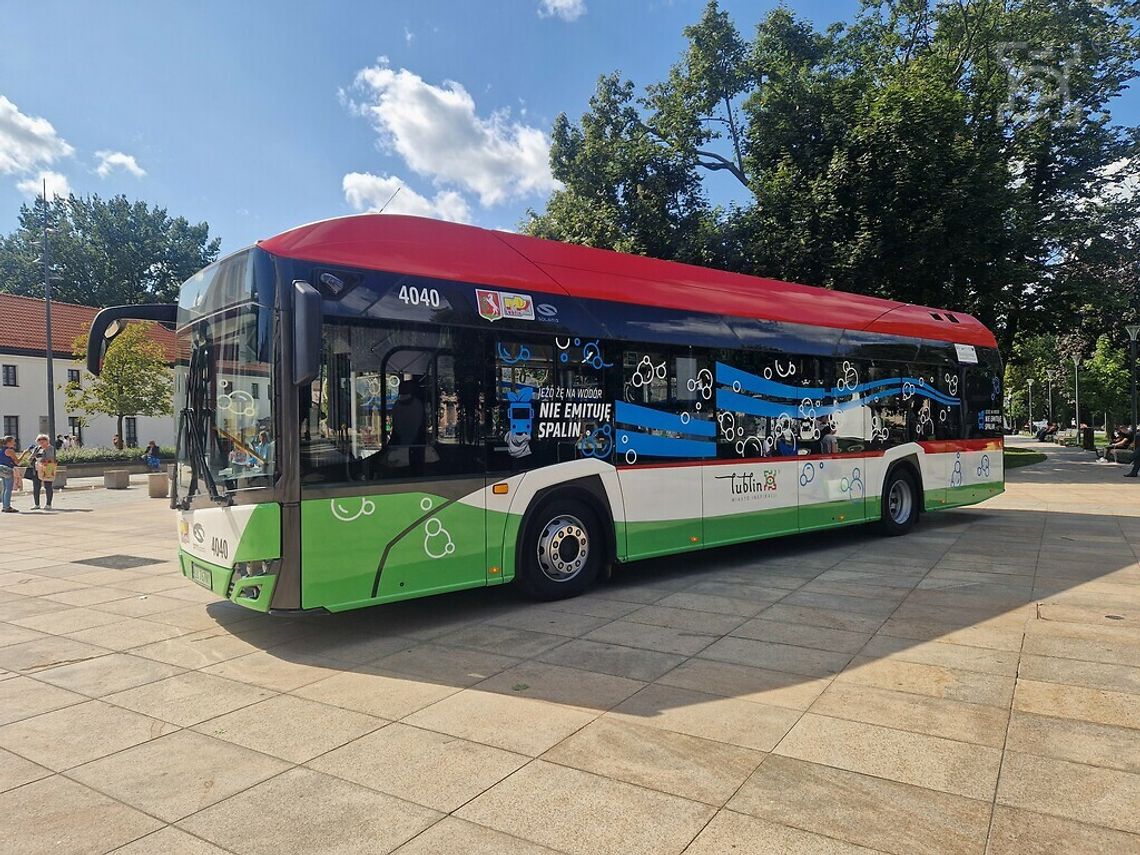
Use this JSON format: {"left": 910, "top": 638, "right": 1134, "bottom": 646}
{"left": 87, "top": 215, "right": 1004, "bottom": 614}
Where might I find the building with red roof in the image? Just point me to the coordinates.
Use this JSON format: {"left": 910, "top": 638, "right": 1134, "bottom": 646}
{"left": 0, "top": 293, "right": 175, "bottom": 450}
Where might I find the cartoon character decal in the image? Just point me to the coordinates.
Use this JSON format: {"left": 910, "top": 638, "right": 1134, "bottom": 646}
{"left": 504, "top": 386, "right": 534, "bottom": 458}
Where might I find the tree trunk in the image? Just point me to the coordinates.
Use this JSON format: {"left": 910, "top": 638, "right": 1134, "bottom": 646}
{"left": 116, "top": 414, "right": 124, "bottom": 448}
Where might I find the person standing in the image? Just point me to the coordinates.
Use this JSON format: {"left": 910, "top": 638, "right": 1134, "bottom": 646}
{"left": 142, "top": 440, "right": 161, "bottom": 471}
{"left": 29, "top": 434, "right": 57, "bottom": 510}
{"left": 0, "top": 436, "right": 20, "bottom": 513}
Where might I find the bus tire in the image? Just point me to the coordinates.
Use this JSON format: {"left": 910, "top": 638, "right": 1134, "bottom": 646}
{"left": 879, "top": 467, "right": 919, "bottom": 537}
{"left": 517, "top": 498, "right": 603, "bottom": 600}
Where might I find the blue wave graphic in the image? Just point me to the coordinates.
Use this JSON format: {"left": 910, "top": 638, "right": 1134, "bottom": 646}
{"left": 614, "top": 401, "right": 716, "bottom": 437}
{"left": 714, "top": 362, "right": 961, "bottom": 409}
{"left": 617, "top": 430, "right": 716, "bottom": 458}
{"left": 715, "top": 363, "right": 826, "bottom": 399}
{"left": 716, "top": 388, "right": 801, "bottom": 418}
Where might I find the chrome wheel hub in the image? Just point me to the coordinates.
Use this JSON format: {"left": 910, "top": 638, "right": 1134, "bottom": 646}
{"left": 888, "top": 480, "right": 913, "bottom": 524}
{"left": 537, "top": 514, "right": 589, "bottom": 582}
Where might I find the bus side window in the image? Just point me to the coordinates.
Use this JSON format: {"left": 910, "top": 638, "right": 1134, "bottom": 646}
{"left": 933, "top": 366, "right": 962, "bottom": 440}
{"left": 623, "top": 350, "right": 670, "bottom": 404}
{"left": 861, "top": 363, "right": 908, "bottom": 449}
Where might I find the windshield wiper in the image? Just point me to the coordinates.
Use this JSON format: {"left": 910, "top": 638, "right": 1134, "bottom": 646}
{"left": 177, "top": 342, "right": 232, "bottom": 508}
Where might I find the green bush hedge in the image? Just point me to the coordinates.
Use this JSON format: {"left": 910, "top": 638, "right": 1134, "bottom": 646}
{"left": 57, "top": 446, "right": 176, "bottom": 465}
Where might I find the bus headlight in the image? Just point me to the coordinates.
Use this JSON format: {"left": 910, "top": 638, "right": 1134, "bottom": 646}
{"left": 228, "top": 559, "right": 280, "bottom": 599}
{"left": 232, "top": 559, "right": 279, "bottom": 579}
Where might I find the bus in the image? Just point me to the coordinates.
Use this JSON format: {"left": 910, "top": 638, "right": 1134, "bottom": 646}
{"left": 87, "top": 215, "right": 1004, "bottom": 614}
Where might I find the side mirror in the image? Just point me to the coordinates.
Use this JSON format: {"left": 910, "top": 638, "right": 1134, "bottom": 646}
{"left": 86, "top": 304, "right": 177, "bottom": 376}
{"left": 293, "top": 280, "right": 322, "bottom": 386}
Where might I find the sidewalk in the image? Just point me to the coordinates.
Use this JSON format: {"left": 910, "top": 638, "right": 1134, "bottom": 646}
{"left": 0, "top": 441, "right": 1136, "bottom": 854}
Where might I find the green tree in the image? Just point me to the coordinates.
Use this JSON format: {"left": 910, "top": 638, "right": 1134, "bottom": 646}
{"left": 1083, "top": 334, "right": 1130, "bottom": 428}
{"left": 524, "top": 74, "right": 713, "bottom": 264}
{"left": 66, "top": 322, "right": 173, "bottom": 444}
{"left": 0, "top": 194, "right": 220, "bottom": 307}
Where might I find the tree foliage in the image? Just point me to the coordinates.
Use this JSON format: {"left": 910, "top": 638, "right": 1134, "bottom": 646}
{"left": 67, "top": 322, "right": 173, "bottom": 443}
{"left": 523, "top": 0, "right": 1140, "bottom": 360}
{"left": 0, "top": 194, "right": 220, "bottom": 307}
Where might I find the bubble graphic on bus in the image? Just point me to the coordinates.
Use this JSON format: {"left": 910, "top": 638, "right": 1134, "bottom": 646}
{"left": 330, "top": 496, "right": 376, "bottom": 523}
{"left": 423, "top": 517, "right": 456, "bottom": 559}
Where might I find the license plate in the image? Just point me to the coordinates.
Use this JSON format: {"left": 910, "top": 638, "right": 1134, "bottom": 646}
{"left": 191, "top": 564, "right": 213, "bottom": 590}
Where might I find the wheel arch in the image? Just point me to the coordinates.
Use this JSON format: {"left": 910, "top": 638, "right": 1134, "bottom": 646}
{"left": 883, "top": 453, "right": 924, "bottom": 513}
{"left": 515, "top": 475, "right": 617, "bottom": 571}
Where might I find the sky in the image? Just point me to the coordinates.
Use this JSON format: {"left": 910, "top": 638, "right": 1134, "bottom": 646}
{"left": 1, "top": 0, "right": 1137, "bottom": 257}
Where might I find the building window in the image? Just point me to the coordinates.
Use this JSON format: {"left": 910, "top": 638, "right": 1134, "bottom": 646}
{"left": 251, "top": 382, "right": 260, "bottom": 400}
{"left": 67, "top": 369, "right": 81, "bottom": 386}
{"left": 1, "top": 365, "right": 16, "bottom": 387}
{"left": 124, "top": 417, "right": 138, "bottom": 448}
{"left": 2, "top": 416, "right": 18, "bottom": 446}
{"left": 67, "top": 417, "right": 83, "bottom": 445}
{"left": 39, "top": 417, "right": 49, "bottom": 436}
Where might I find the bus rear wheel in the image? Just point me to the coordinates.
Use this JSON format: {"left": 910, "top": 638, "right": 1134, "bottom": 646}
{"left": 517, "top": 499, "right": 603, "bottom": 600}
{"left": 879, "top": 468, "right": 918, "bottom": 536}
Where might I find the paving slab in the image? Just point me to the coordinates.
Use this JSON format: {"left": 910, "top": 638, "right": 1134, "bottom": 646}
{"left": 0, "top": 775, "right": 161, "bottom": 855}
{"left": 178, "top": 767, "right": 441, "bottom": 855}
{"left": 67, "top": 729, "right": 291, "bottom": 822}
{"left": 456, "top": 760, "right": 715, "bottom": 855}
{"left": 307, "top": 722, "right": 528, "bottom": 812}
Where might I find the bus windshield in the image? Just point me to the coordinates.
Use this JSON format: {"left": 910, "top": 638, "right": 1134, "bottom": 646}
{"left": 175, "top": 250, "right": 277, "bottom": 502}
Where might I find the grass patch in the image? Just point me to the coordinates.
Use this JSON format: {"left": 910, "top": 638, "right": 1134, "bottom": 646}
{"left": 1004, "top": 447, "right": 1047, "bottom": 469}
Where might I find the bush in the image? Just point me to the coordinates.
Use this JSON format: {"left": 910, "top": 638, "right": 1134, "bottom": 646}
{"left": 57, "top": 446, "right": 176, "bottom": 465}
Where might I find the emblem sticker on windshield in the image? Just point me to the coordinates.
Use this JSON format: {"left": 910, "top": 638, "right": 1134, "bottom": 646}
{"left": 476, "top": 288, "right": 534, "bottom": 322}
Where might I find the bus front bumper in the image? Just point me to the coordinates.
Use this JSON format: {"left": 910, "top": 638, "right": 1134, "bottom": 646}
{"left": 178, "top": 550, "right": 278, "bottom": 613}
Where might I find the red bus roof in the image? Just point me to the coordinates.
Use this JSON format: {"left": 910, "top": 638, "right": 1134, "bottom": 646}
{"left": 259, "top": 214, "right": 998, "bottom": 349}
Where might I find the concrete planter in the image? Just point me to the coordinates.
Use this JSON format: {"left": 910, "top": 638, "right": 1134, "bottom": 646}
{"left": 53, "top": 467, "right": 68, "bottom": 489}
{"left": 104, "top": 470, "right": 130, "bottom": 490}
{"left": 147, "top": 472, "right": 168, "bottom": 498}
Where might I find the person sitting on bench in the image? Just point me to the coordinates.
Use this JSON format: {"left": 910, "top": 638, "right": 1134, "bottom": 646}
{"left": 1101, "top": 424, "right": 1134, "bottom": 462}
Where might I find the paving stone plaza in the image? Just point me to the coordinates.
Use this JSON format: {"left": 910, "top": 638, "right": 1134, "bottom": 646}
{"left": 0, "top": 437, "right": 1136, "bottom": 854}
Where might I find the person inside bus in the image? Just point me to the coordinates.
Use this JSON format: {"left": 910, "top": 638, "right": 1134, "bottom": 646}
{"left": 819, "top": 421, "right": 839, "bottom": 454}
{"left": 389, "top": 378, "right": 427, "bottom": 473}
{"left": 775, "top": 427, "right": 797, "bottom": 457}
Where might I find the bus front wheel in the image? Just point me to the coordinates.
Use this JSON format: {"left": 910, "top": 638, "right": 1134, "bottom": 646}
{"left": 879, "top": 468, "right": 919, "bottom": 536}
{"left": 517, "top": 499, "right": 603, "bottom": 600}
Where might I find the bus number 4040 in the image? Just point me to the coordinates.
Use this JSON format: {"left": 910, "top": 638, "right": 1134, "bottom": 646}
{"left": 211, "top": 537, "right": 229, "bottom": 561}
{"left": 398, "top": 285, "right": 441, "bottom": 308}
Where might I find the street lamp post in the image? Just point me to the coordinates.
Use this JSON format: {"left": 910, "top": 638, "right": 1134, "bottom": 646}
{"left": 40, "top": 186, "right": 56, "bottom": 444}
{"left": 1073, "top": 356, "right": 1082, "bottom": 436}
{"left": 1127, "top": 325, "right": 1140, "bottom": 433}
{"left": 1027, "top": 378, "right": 1034, "bottom": 433}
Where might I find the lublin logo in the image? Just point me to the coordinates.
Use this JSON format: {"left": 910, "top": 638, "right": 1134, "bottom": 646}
{"left": 715, "top": 470, "right": 778, "bottom": 501}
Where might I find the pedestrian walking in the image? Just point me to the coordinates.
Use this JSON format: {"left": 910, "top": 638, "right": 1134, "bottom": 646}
{"left": 29, "top": 434, "right": 57, "bottom": 510}
{"left": 0, "top": 436, "right": 20, "bottom": 513}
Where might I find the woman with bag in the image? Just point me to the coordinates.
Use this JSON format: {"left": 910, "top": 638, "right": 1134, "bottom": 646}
{"left": 0, "top": 435, "right": 20, "bottom": 513}
{"left": 29, "top": 434, "right": 57, "bottom": 511}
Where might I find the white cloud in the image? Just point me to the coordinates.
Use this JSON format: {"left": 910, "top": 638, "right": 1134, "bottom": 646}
{"left": 16, "top": 170, "right": 71, "bottom": 199}
{"left": 0, "top": 95, "right": 74, "bottom": 176}
{"left": 94, "top": 149, "right": 146, "bottom": 179}
{"left": 343, "top": 171, "right": 472, "bottom": 222}
{"left": 404, "top": 26, "right": 414, "bottom": 45}
{"left": 347, "top": 60, "right": 558, "bottom": 207}
{"left": 538, "top": 0, "right": 586, "bottom": 21}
